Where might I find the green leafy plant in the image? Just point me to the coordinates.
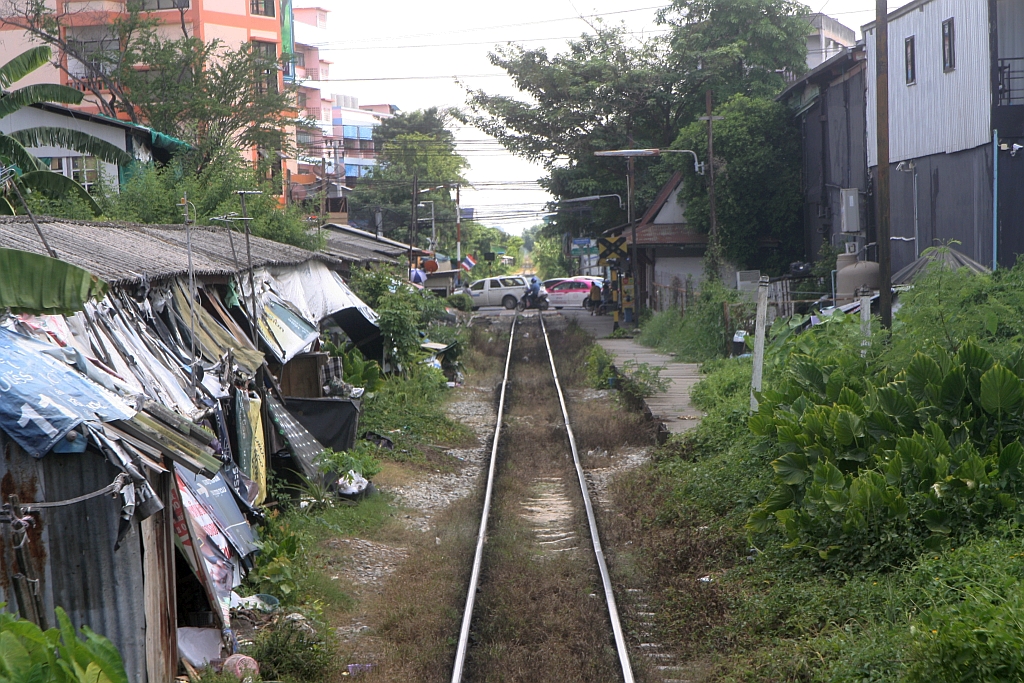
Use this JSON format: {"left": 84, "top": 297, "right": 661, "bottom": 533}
{"left": 243, "top": 616, "right": 333, "bottom": 682}
{"left": 748, "top": 332, "right": 1024, "bottom": 569}
{"left": 248, "top": 517, "right": 301, "bottom": 598}
{"left": 584, "top": 345, "right": 615, "bottom": 389}
{"left": 0, "top": 605, "right": 129, "bottom": 683}
{"left": 317, "top": 444, "right": 382, "bottom": 480}
{"left": 446, "top": 293, "right": 473, "bottom": 312}
{"left": 616, "top": 360, "right": 670, "bottom": 408}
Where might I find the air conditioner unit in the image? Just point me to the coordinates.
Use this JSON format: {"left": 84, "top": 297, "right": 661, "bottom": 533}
{"left": 840, "top": 188, "right": 861, "bottom": 233}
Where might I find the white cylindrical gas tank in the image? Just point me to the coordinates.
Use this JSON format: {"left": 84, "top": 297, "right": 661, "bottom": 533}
{"left": 836, "top": 252, "right": 858, "bottom": 273}
{"left": 836, "top": 261, "right": 880, "bottom": 302}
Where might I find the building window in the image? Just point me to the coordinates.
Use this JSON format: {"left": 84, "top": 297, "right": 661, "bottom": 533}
{"left": 296, "top": 91, "right": 307, "bottom": 108}
{"left": 251, "top": 41, "right": 278, "bottom": 94}
{"left": 52, "top": 156, "right": 100, "bottom": 191}
{"left": 297, "top": 130, "right": 314, "bottom": 146}
{"left": 292, "top": 52, "right": 305, "bottom": 67}
{"left": 250, "top": 0, "right": 275, "bottom": 17}
{"left": 905, "top": 36, "right": 916, "bottom": 84}
{"left": 942, "top": 18, "right": 955, "bottom": 71}
{"left": 141, "top": 0, "right": 188, "bottom": 9}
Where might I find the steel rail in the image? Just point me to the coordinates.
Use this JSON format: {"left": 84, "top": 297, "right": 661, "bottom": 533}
{"left": 536, "top": 315, "right": 630, "bottom": 683}
{"left": 539, "top": 313, "right": 635, "bottom": 683}
{"left": 450, "top": 316, "right": 517, "bottom": 683}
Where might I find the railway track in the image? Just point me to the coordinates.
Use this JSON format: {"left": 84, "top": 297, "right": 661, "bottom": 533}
{"left": 450, "top": 312, "right": 635, "bottom": 683}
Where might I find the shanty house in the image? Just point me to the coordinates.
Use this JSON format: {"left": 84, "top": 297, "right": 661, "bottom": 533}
{"left": 0, "top": 216, "right": 380, "bottom": 682}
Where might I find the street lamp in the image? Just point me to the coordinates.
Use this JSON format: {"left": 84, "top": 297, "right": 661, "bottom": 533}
{"left": 558, "top": 194, "right": 625, "bottom": 211}
{"left": 417, "top": 200, "right": 436, "bottom": 253}
{"left": 594, "top": 148, "right": 706, "bottom": 316}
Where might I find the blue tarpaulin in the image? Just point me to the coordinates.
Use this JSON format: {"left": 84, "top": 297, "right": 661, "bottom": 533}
{"left": 0, "top": 327, "right": 135, "bottom": 457}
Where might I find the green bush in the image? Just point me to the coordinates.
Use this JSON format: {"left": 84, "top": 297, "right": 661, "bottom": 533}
{"left": 748, "top": 326, "right": 1024, "bottom": 569}
{"left": 616, "top": 360, "right": 669, "bottom": 408}
{"left": 584, "top": 344, "right": 615, "bottom": 389}
{"left": 636, "top": 280, "right": 739, "bottom": 362}
{"left": 446, "top": 293, "right": 473, "bottom": 311}
{"left": 691, "top": 357, "right": 752, "bottom": 412}
{"left": 906, "top": 534, "right": 1024, "bottom": 682}
{"left": 244, "top": 617, "right": 333, "bottom": 682}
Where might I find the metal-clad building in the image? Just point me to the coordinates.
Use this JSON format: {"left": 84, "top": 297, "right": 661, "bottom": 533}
{"left": 865, "top": 0, "right": 992, "bottom": 165}
{"left": 779, "top": 47, "right": 870, "bottom": 266}
{"left": 857, "top": 0, "right": 1024, "bottom": 272}
{"left": 0, "top": 432, "right": 159, "bottom": 682}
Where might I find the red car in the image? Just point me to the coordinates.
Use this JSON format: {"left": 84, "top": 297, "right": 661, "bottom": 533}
{"left": 546, "top": 278, "right": 595, "bottom": 309}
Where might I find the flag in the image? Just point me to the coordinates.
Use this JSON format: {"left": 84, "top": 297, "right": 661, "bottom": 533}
{"left": 460, "top": 254, "right": 477, "bottom": 271}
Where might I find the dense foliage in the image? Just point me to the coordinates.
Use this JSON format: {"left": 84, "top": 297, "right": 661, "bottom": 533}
{"left": 463, "top": 0, "right": 809, "bottom": 241}
{"left": 636, "top": 258, "right": 1024, "bottom": 680}
{"left": 671, "top": 95, "right": 803, "bottom": 271}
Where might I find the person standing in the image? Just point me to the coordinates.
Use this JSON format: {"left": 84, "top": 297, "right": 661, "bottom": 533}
{"left": 589, "top": 281, "right": 601, "bottom": 315}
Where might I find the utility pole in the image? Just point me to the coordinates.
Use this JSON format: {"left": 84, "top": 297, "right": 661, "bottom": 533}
{"left": 875, "top": 0, "right": 893, "bottom": 328}
{"left": 627, "top": 156, "right": 638, "bottom": 317}
{"left": 409, "top": 173, "right": 418, "bottom": 274}
{"left": 320, "top": 157, "right": 326, "bottom": 219}
{"left": 237, "top": 190, "right": 262, "bottom": 344}
{"left": 456, "top": 184, "right": 462, "bottom": 284}
{"left": 698, "top": 90, "right": 725, "bottom": 276}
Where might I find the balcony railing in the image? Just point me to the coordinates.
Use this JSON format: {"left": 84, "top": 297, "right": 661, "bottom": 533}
{"left": 998, "top": 57, "right": 1024, "bottom": 106}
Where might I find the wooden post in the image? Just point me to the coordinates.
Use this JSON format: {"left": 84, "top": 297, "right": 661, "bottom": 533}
{"left": 143, "top": 470, "right": 178, "bottom": 683}
{"left": 722, "top": 301, "right": 732, "bottom": 356}
{"left": 751, "top": 275, "right": 770, "bottom": 412}
{"left": 860, "top": 289, "right": 872, "bottom": 358}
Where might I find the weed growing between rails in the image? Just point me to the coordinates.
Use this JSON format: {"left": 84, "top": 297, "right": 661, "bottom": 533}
{"left": 461, "top": 318, "right": 624, "bottom": 683}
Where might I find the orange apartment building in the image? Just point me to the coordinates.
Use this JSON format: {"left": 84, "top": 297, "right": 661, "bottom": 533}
{"left": 0, "top": 0, "right": 291, "bottom": 180}
{"left": 0, "top": 0, "right": 286, "bottom": 110}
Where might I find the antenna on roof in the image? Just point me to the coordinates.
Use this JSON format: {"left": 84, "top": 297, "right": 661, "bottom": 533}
{"left": 177, "top": 191, "right": 200, "bottom": 398}
{"left": 0, "top": 165, "right": 57, "bottom": 259}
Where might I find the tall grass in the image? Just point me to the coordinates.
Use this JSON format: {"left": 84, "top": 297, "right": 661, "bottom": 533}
{"left": 636, "top": 281, "right": 739, "bottom": 362}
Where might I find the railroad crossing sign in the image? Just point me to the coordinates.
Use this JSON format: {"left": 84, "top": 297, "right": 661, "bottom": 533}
{"left": 597, "top": 236, "right": 627, "bottom": 265}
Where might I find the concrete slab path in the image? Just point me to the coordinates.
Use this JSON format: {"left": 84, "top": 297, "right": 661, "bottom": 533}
{"left": 560, "top": 310, "right": 704, "bottom": 434}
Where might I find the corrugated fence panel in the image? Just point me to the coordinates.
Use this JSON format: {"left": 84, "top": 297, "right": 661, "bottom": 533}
{"left": 42, "top": 453, "right": 148, "bottom": 683}
{"left": 866, "top": 0, "right": 991, "bottom": 166}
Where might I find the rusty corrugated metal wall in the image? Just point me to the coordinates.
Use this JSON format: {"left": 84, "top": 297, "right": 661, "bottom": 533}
{"left": 0, "top": 432, "right": 149, "bottom": 683}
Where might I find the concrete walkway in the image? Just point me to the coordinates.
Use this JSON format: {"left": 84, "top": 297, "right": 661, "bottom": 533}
{"left": 562, "top": 310, "right": 703, "bottom": 434}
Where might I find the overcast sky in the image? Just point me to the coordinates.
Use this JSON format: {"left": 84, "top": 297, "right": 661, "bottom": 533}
{"left": 300, "top": 0, "right": 913, "bottom": 235}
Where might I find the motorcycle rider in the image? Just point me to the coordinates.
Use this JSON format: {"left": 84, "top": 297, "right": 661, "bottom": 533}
{"left": 527, "top": 275, "right": 541, "bottom": 307}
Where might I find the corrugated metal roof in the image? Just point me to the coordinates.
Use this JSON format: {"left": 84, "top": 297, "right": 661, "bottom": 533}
{"left": 0, "top": 217, "right": 343, "bottom": 286}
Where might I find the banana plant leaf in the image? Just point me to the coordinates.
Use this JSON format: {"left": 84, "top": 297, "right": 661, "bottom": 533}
{"left": 0, "top": 248, "right": 108, "bottom": 314}
{"left": 17, "top": 170, "right": 102, "bottom": 215}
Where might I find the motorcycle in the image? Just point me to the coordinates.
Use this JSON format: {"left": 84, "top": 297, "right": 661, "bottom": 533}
{"left": 516, "top": 286, "right": 550, "bottom": 311}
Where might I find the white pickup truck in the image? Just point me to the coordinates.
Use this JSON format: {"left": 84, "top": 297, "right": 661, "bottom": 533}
{"left": 463, "top": 276, "right": 528, "bottom": 309}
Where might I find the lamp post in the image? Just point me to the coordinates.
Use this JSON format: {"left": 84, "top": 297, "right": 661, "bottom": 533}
{"left": 594, "top": 149, "right": 705, "bottom": 315}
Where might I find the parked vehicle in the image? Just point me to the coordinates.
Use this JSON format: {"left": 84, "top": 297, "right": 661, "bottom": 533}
{"left": 463, "top": 276, "right": 528, "bottom": 309}
{"left": 546, "top": 278, "right": 594, "bottom": 309}
{"left": 516, "top": 287, "right": 550, "bottom": 311}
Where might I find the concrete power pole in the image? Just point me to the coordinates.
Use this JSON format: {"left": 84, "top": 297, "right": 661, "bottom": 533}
{"left": 875, "top": 0, "right": 893, "bottom": 328}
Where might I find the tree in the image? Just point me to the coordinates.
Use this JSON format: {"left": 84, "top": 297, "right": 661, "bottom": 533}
{"left": 347, "top": 111, "right": 467, "bottom": 248}
{"left": 671, "top": 95, "right": 802, "bottom": 272}
{"left": 462, "top": 0, "right": 809, "bottom": 241}
{"left": 0, "top": 46, "right": 131, "bottom": 216}
{"left": 1, "top": 1, "right": 295, "bottom": 169}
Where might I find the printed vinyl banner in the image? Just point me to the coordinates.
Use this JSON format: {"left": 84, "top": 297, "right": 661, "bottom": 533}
{"left": 0, "top": 326, "right": 134, "bottom": 457}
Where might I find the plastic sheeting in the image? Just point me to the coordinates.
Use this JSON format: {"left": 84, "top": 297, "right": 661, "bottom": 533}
{"left": 0, "top": 326, "right": 135, "bottom": 457}
{"left": 271, "top": 260, "right": 378, "bottom": 325}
